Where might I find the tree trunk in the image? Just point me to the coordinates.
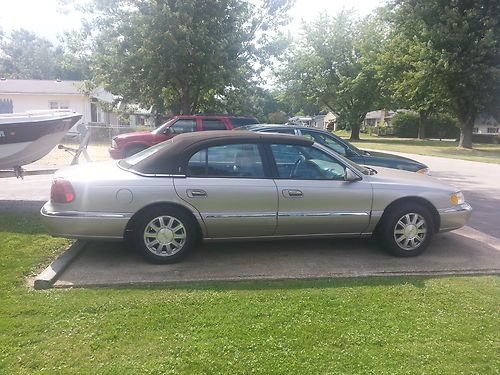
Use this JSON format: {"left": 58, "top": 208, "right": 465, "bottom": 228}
{"left": 350, "top": 122, "right": 361, "bottom": 140}
{"left": 418, "top": 111, "right": 427, "bottom": 140}
{"left": 457, "top": 107, "right": 475, "bottom": 149}
{"left": 458, "top": 122, "right": 473, "bottom": 149}
{"left": 180, "top": 82, "right": 191, "bottom": 114}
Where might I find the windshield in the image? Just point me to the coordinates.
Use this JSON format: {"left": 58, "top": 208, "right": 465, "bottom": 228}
{"left": 313, "top": 142, "right": 371, "bottom": 175}
{"left": 118, "top": 139, "right": 174, "bottom": 169}
{"left": 151, "top": 118, "right": 176, "bottom": 135}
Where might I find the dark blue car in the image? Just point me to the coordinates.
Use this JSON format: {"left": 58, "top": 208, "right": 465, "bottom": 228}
{"left": 240, "top": 124, "right": 429, "bottom": 174}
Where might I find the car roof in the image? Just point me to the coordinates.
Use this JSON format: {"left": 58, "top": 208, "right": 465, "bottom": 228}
{"left": 243, "top": 124, "right": 321, "bottom": 131}
{"left": 129, "top": 130, "right": 313, "bottom": 175}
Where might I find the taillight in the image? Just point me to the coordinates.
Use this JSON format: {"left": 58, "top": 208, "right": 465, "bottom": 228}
{"left": 51, "top": 179, "right": 75, "bottom": 203}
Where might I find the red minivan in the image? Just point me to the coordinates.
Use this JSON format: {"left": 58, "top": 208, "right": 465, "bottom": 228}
{"left": 109, "top": 115, "right": 258, "bottom": 159}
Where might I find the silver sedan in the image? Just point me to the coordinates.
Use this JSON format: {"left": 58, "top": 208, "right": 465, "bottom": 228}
{"left": 41, "top": 131, "right": 472, "bottom": 263}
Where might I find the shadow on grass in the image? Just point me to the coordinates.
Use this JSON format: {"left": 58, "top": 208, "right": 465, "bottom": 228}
{"left": 0, "top": 207, "right": 47, "bottom": 235}
{"left": 80, "top": 273, "right": 487, "bottom": 293}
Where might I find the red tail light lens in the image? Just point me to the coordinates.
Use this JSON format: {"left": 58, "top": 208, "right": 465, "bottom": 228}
{"left": 51, "top": 179, "right": 75, "bottom": 203}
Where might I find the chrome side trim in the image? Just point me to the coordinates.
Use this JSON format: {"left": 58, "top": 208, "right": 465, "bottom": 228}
{"left": 204, "top": 213, "right": 276, "bottom": 219}
{"left": 278, "top": 212, "right": 369, "bottom": 218}
{"left": 117, "top": 163, "right": 186, "bottom": 178}
{"left": 131, "top": 171, "right": 186, "bottom": 178}
{"left": 204, "top": 232, "right": 372, "bottom": 241}
{"left": 41, "top": 207, "right": 131, "bottom": 219}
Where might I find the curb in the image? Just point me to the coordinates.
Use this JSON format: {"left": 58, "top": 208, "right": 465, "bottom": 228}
{"left": 34, "top": 241, "right": 87, "bottom": 290}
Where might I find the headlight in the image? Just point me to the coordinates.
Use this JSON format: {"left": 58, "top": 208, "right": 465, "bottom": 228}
{"left": 450, "top": 192, "right": 465, "bottom": 205}
{"left": 416, "top": 167, "right": 430, "bottom": 175}
{"left": 111, "top": 138, "right": 117, "bottom": 148}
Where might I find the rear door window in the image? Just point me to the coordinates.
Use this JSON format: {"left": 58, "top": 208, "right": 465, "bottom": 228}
{"left": 187, "top": 144, "right": 265, "bottom": 178}
{"left": 202, "top": 119, "right": 227, "bottom": 131}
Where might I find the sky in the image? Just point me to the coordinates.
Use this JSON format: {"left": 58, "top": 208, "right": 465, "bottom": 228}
{"left": 0, "top": 0, "right": 384, "bottom": 44}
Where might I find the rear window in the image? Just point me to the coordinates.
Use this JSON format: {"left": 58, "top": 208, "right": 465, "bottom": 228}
{"left": 119, "top": 140, "right": 173, "bottom": 169}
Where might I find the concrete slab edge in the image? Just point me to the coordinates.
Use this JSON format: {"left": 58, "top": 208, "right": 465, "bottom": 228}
{"left": 52, "top": 268, "right": 500, "bottom": 289}
{"left": 34, "top": 241, "right": 87, "bottom": 290}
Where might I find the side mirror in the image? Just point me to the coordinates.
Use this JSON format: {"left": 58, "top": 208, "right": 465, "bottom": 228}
{"left": 163, "top": 127, "right": 173, "bottom": 135}
{"left": 345, "top": 168, "right": 361, "bottom": 182}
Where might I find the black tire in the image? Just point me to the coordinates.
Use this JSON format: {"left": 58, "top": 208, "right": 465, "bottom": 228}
{"left": 124, "top": 145, "right": 147, "bottom": 157}
{"left": 379, "top": 203, "right": 434, "bottom": 257}
{"left": 134, "top": 206, "right": 197, "bottom": 264}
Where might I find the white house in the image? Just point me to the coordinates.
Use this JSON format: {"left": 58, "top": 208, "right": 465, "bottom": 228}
{"left": 0, "top": 78, "right": 119, "bottom": 131}
{"left": 288, "top": 112, "right": 337, "bottom": 130}
{"left": 473, "top": 114, "right": 499, "bottom": 136}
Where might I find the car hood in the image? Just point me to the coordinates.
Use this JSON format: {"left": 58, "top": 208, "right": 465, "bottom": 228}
{"left": 114, "top": 131, "right": 154, "bottom": 141}
{"left": 362, "top": 150, "right": 417, "bottom": 162}
{"left": 366, "top": 166, "right": 458, "bottom": 192}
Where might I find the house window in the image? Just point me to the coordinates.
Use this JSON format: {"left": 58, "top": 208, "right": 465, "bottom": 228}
{"left": 473, "top": 127, "right": 479, "bottom": 134}
{"left": 487, "top": 128, "right": 499, "bottom": 134}
{"left": 49, "top": 100, "right": 69, "bottom": 110}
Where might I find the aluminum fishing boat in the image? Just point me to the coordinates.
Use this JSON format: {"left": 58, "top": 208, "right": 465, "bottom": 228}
{"left": 0, "top": 109, "right": 82, "bottom": 170}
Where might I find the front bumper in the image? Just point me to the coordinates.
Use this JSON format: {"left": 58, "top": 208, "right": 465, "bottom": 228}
{"left": 438, "top": 203, "right": 472, "bottom": 232}
{"left": 40, "top": 203, "right": 131, "bottom": 240}
{"left": 109, "top": 147, "right": 125, "bottom": 160}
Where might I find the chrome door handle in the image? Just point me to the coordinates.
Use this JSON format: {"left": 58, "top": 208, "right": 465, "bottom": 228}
{"left": 283, "top": 189, "right": 303, "bottom": 198}
{"left": 186, "top": 189, "right": 207, "bottom": 198}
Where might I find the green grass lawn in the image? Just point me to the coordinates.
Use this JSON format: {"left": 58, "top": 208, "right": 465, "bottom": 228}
{"left": 334, "top": 131, "right": 500, "bottom": 164}
{"left": 1, "top": 214, "right": 499, "bottom": 374}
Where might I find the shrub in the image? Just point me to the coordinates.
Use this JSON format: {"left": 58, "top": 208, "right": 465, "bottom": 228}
{"left": 391, "top": 112, "right": 459, "bottom": 139}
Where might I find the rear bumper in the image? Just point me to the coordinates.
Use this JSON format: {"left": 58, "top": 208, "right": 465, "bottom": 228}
{"left": 438, "top": 203, "right": 472, "bottom": 232}
{"left": 109, "top": 147, "right": 124, "bottom": 160}
{"left": 40, "top": 203, "right": 131, "bottom": 240}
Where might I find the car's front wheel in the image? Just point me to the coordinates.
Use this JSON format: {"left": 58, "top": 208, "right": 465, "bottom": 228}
{"left": 380, "top": 203, "right": 434, "bottom": 257}
{"left": 134, "top": 206, "right": 197, "bottom": 264}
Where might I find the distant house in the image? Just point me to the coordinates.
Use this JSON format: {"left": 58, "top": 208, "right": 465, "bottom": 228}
{"left": 288, "top": 116, "right": 313, "bottom": 127}
{"left": 289, "top": 112, "right": 337, "bottom": 130}
{"left": 0, "top": 78, "right": 119, "bottom": 131}
{"left": 473, "top": 114, "right": 499, "bottom": 136}
{"left": 362, "top": 109, "right": 396, "bottom": 128}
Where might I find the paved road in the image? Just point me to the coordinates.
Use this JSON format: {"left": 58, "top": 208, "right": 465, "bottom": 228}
{"left": 2, "top": 152, "right": 499, "bottom": 287}
{"left": 365, "top": 150, "right": 500, "bottom": 239}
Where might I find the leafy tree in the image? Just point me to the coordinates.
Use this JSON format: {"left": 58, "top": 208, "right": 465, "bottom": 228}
{"left": 375, "top": 16, "right": 449, "bottom": 139}
{"left": 278, "top": 11, "right": 382, "bottom": 140}
{"left": 0, "top": 29, "right": 89, "bottom": 80}
{"left": 389, "top": 0, "right": 500, "bottom": 148}
{"left": 267, "top": 111, "right": 288, "bottom": 123}
{"left": 84, "top": 0, "right": 294, "bottom": 115}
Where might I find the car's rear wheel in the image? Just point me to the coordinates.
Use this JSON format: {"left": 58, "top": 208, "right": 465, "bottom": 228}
{"left": 134, "top": 206, "right": 197, "bottom": 264}
{"left": 380, "top": 203, "right": 434, "bottom": 257}
{"left": 124, "top": 144, "right": 147, "bottom": 157}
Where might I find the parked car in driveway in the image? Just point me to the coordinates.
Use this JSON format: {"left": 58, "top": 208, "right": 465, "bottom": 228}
{"left": 42, "top": 131, "right": 471, "bottom": 264}
{"left": 240, "top": 124, "right": 430, "bottom": 174}
{"left": 109, "top": 115, "right": 259, "bottom": 159}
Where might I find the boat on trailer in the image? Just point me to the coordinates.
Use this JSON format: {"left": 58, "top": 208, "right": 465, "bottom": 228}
{"left": 0, "top": 109, "right": 82, "bottom": 176}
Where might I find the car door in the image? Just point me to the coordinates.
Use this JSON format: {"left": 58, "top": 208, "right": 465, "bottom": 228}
{"left": 174, "top": 142, "right": 278, "bottom": 238}
{"left": 269, "top": 143, "right": 372, "bottom": 235}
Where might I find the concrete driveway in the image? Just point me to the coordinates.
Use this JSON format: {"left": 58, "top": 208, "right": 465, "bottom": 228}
{"left": 54, "top": 226, "right": 500, "bottom": 287}
{"left": 2, "top": 151, "right": 499, "bottom": 287}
